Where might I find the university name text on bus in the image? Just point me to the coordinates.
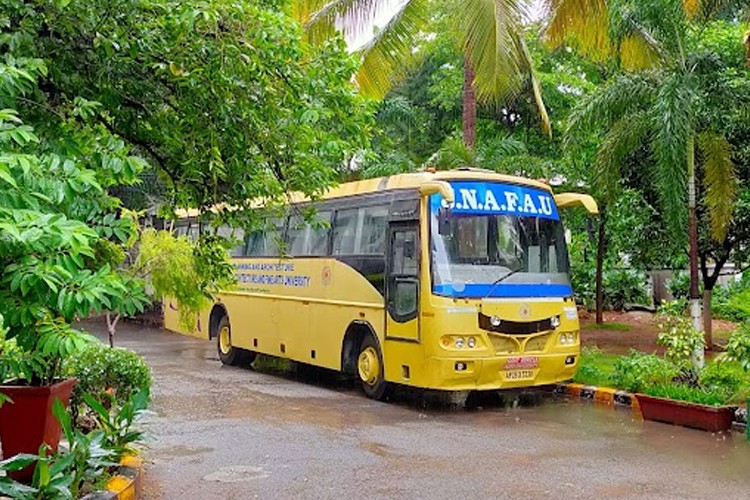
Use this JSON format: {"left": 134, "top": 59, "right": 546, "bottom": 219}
{"left": 435, "top": 182, "right": 558, "bottom": 220}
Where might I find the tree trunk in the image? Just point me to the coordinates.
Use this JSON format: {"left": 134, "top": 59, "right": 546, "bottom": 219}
{"left": 105, "top": 312, "right": 120, "bottom": 348}
{"left": 595, "top": 208, "right": 607, "bottom": 324}
{"left": 462, "top": 60, "right": 476, "bottom": 150}
{"left": 687, "top": 134, "right": 704, "bottom": 368}
{"left": 703, "top": 287, "right": 712, "bottom": 347}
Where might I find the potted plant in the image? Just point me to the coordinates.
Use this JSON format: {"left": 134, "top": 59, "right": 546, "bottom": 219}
{"left": 0, "top": 101, "right": 146, "bottom": 482}
{"left": 633, "top": 310, "right": 748, "bottom": 431}
{"left": 635, "top": 384, "right": 736, "bottom": 432}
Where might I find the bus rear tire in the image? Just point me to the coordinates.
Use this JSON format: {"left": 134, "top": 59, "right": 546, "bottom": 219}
{"left": 357, "top": 335, "right": 389, "bottom": 400}
{"left": 216, "top": 315, "right": 256, "bottom": 367}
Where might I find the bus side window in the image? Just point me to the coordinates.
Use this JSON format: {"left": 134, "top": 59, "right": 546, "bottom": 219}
{"left": 187, "top": 222, "right": 200, "bottom": 242}
{"left": 359, "top": 206, "right": 388, "bottom": 255}
{"left": 246, "top": 218, "right": 284, "bottom": 256}
{"left": 333, "top": 208, "right": 359, "bottom": 255}
{"left": 217, "top": 225, "right": 245, "bottom": 258}
{"left": 288, "top": 211, "right": 331, "bottom": 257}
{"left": 287, "top": 215, "right": 307, "bottom": 256}
{"left": 308, "top": 211, "right": 331, "bottom": 256}
{"left": 175, "top": 222, "right": 188, "bottom": 237}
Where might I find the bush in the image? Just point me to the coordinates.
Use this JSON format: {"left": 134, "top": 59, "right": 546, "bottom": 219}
{"left": 603, "top": 269, "right": 649, "bottom": 310}
{"left": 699, "top": 361, "right": 744, "bottom": 396}
{"left": 611, "top": 350, "right": 678, "bottom": 393}
{"left": 655, "top": 311, "right": 705, "bottom": 367}
{"left": 725, "top": 322, "right": 750, "bottom": 371}
{"left": 65, "top": 344, "right": 152, "bottom": 423}
{"left": 713, "top": 287, "right": 750, "bottom": 322}
{"left": 655, "top": 298, "right": 687, "bottom": 317}
{"left": 667, "top": 271, "right": 691, "bottom": 300}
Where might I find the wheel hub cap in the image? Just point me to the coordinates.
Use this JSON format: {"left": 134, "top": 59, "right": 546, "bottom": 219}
{"left": 219, "top": 326, "right": 231, "bottom": 355}
{"left": 357, "top": 346, "right": 380, "bottom": 386}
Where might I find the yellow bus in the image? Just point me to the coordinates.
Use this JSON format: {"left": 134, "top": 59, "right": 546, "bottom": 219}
{"left": 165, "top": 168, "right": 597, "bottom": 399}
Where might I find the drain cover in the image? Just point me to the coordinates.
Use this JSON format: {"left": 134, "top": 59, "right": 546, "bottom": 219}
{"left": 203, "top": 466, "right": 268, "bottom": 483}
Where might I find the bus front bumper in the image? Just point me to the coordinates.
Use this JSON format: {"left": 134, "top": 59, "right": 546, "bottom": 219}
{"left": 418, "top": 352, "right": 579, "bottom": 391}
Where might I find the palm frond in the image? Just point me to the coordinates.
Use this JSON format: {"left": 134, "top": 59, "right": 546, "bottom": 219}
{"left": 355, "top": 0, "right": 429, "bottom": 99}
{"left": 292, "top": 0, "right": 330, "bottom": 26}
{"left": 699, "top": 131, "right": 736, "bottom": 242}
{"left": 304, "top": 0, "right": 392, "bottom": 46}
{"left": 565, "top": 73, "right": 655, "bottom": 145}
{"left": 431, "top": 135, "right": 477, "bottom": 169}
{"left": 456, "top": 0, "right": 527, "bottom": 105}
{"left": 684, "top": 0, "right": 741, "bottom": 21}
{"left": 620, "top": 34, "right": 662, "bottom": 70}
{"left": 543, "top": 0, "right": 611, "bottom": 61}
{"left": 683, "top": 0, "right": 702, "bottom": 17}
{"left": 518, "top": 34, "right": 552, "bottom": 137}
{"left": 652, "top": 73, "right": 697, "bottom": 240}
{"left": 594, "top": 110, "right": 653, "bottom": 198}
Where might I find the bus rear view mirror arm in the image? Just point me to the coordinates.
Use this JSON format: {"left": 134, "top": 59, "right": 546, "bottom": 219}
{"left": 419, "top": 181, "right": 454, "bottom": 204}
{"left": 553, "top": 193, "right": 599, "bottom": 215}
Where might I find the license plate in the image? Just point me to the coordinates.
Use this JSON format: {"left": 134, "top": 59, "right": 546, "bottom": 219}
{"left": 503, "top": 369, "right": 535, "bottom": 381}
{"left": 504, "top": 356, "right": 539, "bottom": 370}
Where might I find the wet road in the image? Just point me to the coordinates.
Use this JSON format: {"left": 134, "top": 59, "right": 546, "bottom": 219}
{"left": 90, "top": 321, "right": 750, "bottom": 499}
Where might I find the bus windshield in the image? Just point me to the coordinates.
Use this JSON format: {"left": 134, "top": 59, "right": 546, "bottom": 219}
{"left": 430, "top": 181, "right": 572, "bottom": 299}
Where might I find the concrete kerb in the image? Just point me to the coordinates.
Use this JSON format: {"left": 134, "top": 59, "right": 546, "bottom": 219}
{"left": 554, "top": 382, "right": 639, "bottom": 410}
{"left": 81, "top": 454, "right": 143, "bottom": 500}
{"left": 555, "top": 382, "right": 748, "bottom": 432}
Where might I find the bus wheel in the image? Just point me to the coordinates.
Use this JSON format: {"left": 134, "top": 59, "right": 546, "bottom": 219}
{"left": 216, "top": 315, "right": 256, "bottom": 366}
{"left": 357, "top": 335, "right": 389, "bottom": 400}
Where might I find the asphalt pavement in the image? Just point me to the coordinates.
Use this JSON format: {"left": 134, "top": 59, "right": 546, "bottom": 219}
{"left": 83, "top": 320, "right": 750, "bottom": 500}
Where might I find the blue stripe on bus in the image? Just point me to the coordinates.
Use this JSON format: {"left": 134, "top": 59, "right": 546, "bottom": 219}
{"left": 432, "top": 283, "right": 573, "bottom": 298}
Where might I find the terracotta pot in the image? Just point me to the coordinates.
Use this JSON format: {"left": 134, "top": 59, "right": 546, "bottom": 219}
{"left": 635, "top": 393, "right": 735, "bottom": 432}
{"left": 0, "top": 378, "right": 77, "bottom": 482}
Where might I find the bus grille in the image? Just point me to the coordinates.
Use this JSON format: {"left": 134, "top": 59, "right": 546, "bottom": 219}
{"left": 523, "top": 334, "right": 550, "bottom": 353}
{"left": 490, "top": 336, "right": 519, "bottom": 354}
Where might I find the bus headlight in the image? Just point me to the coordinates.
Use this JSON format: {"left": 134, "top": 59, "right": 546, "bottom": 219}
{"left": 454, "top": 337, "right": 465, "bottom": 348}
{"left": 467, "top": 337, "right": 476, "bottom": 348}
{"left": 558, "top": 332, "right": 577, "bottom": 345}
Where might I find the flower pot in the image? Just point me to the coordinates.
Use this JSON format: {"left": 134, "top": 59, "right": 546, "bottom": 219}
{"left": 0, "top": 378, "right": 77, "bottom": 482}
{"left": 635, "top": 393, "right": 735, "bottom": 432}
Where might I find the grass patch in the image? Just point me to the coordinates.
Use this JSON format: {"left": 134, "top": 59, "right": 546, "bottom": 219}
{"left": 573, "top": 347, "right": 621, "bottom": 387}
{"left": 643, "top": 383, "right": 729, "bottom": 406}
{"left": 582, "top": 322, "right": 631, "bottom": 332}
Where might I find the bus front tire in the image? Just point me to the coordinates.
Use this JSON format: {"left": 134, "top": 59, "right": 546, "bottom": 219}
{"left": 357, "top": 335, "right": 389, "bottom": 400}
{"left": 216, "top": 316, "right": 256, "bottom": 367}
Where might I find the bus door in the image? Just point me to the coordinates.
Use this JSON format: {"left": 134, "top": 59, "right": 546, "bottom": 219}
{"left": 386, "top": 222, "right": 420, "bottom": 342}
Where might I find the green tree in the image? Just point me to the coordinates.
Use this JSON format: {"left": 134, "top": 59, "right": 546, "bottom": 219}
{"left": 0, "top": 64, "right": 146, "bottom": 384}
{"left": 551, "top": 0, "right": 744, "bottom": 350}
{"left": 6, "top": 0, "right": 374, "bottom": 228}
{"left": 297, "top": 0, "right": 550, "bottom": 148}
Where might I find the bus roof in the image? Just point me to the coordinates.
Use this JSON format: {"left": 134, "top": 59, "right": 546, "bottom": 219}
{"left": 175, "top": 168, "right": 551, "bottom": 218}
{"left": 322, "top": 168, "right": 551, "bottom": 200}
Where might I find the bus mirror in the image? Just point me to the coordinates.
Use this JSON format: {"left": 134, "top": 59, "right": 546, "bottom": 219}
{"left": 419, "top": 181, "right": 454, "bottom": 204}
{"left": 438, "top": 207, "right": 451, "bottom": 235}
{"left": 554, "top": 193, "right": 599, "bottom": 215}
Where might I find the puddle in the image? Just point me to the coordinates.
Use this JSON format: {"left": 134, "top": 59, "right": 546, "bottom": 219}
{"left": 203, "top": 466, "right": 269, "bottom": 483}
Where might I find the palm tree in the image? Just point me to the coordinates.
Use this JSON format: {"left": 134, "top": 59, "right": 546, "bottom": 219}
{"left": 548, "top": 0, "right": 741, "bottom": 351}
{"left": 294, "top": 0, "right": 551, "bottom": 148}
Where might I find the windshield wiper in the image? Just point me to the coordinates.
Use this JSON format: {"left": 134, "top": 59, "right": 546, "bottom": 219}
{"left": 483, "top": 269, "right": 521, "bottom": 298}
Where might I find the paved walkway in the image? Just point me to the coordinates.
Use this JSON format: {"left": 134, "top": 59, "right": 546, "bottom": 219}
{"left": 87, "top": 320, "right": 750, "bottom": 499}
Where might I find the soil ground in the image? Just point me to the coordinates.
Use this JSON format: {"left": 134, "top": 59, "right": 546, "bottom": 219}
{"left": 580, "top": 309, "right": 737, "bottom": 355}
